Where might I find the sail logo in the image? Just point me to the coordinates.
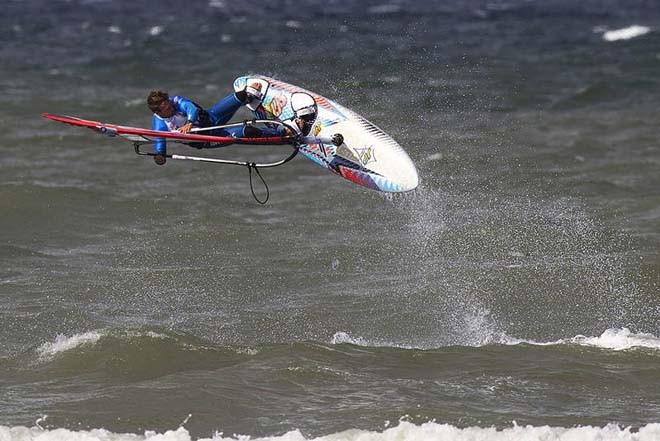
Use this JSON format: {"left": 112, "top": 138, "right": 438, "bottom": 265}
{"left": 355, "top": 145, "right": 376, "bottom": 166}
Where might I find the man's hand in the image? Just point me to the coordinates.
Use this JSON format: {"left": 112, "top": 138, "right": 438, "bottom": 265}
{"left": 284, "top": 126, "right": 296, "bottom": 136}
{"left": 154, "top": 154, "right": 166, "bottom": 166}
{"left": 294, "top": 118, "right": 305, "bottom": 131}
{"left": 178, "top": 122, "right": 193, "bottom": 134}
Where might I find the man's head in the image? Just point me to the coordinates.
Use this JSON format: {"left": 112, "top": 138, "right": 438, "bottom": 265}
{"left": 290, "top": 92, "right": 318, "bottom": 136}
{"left": 147, "top": 90, "right": 174, "bottom": 118}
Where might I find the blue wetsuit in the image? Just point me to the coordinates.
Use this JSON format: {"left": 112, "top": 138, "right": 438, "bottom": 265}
{"left": 152, "top": 93, "right": 287, "bottom": 156}
{"left": 152, "top": 94, "right": 245, "bottom": 155}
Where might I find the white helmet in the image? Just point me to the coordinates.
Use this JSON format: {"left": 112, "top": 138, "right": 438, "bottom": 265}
{"left": 290, "top": 92, "right": 318, "bottom": 135}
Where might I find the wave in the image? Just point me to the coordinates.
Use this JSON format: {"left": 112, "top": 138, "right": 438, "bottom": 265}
{"left": 331, "top": 328, "right": 660, "bottom": 352}
{"left": 32, "top": 326, "right": 660, "bottom": 362}
{"left": 330, "top": 332, "right": 416, "bottom": 349}
{"left": 2, "top": 421, "right": 660, "bottom": 441}
{"left": 37, "top": 331, "right": 104, "bottom": 359}
{"left": 34, "top": 329, "right": 182, "bottom": 361}
{"left": 17, "top": 326, "right": 659, "bottom": 380}
{"left": 15, "top": 329, "right": 252, "bottom": 374}
{"left": 503, "top": 328, "right": 660, "bottom": 352}
{"left": 596, "top": 25, "right": 651, "bottom": 42}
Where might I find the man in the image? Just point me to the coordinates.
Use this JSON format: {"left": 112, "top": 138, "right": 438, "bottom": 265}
{"left": 147, "top": 89, "right": 249, "bottom": 165}
{"left": 233, "top": 77, "right": 333, "bottom": 142}
{"left": 148, "top": 78, "right": 335, "bottom": 166}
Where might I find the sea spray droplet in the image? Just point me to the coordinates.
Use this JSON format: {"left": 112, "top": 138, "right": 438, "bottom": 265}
{"left": 179, "top": 414, "right": 192, "bottom": 427}
{"left": 35, "top": 415, "right": 47, "bottom": 430}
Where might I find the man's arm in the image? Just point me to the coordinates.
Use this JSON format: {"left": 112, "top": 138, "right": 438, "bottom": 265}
{"left": 172, "top": 96, "right": 198, "bottom": 133}
{"left": 152, "top": 114, "right": 168, "bottom": 165}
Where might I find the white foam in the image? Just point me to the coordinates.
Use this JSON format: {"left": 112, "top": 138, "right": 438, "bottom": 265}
{"left": 569, "top": 328, "right": 660, "bottom": 351}
{"left": 3, "top": 421, "right": 660, "bottom": 441}
{"left": 602, "top": 25, "right": 650, "bottom": 41}
{"left": 502, "top": 328, "right": 660, "bottom": 352}
{"left": 368, "top": 4, "right": 402, "bottom": 15}
{"left": 149, "top": 26, "right": 164, "bottom": 36}
{"left": 37, "top": 331, "right": 103, "bottom": 359}
{"left": 285, "top": 20, "right": 302, "bottom": 29}
{"left": 208, "top": 0, "right": 225, "bottom": 8}
{"left": 330, "top": 332, "right": 414, "bottom": 349}
{"left": 36, "top": 330, "right": 173, "bottom": 360}
{"left": 330, "top": 332, "right": 369, "bottom": 346}
{"left": 331, "top": 328, "right": 660, "bottom": 353}
{"left": 0, "top": 426, "right": 192, "bottom": 441}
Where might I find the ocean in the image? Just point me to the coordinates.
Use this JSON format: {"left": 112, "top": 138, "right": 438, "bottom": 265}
{"left": 1, "top": 0, "right": 660, "bottom": 440}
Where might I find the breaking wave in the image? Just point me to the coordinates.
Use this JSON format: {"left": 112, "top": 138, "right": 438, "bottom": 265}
{"left": 2, "top": 420, "right": 660, "bottom": 441}
{"left": 331, "top": 328, "right": 660, "bottom": 352}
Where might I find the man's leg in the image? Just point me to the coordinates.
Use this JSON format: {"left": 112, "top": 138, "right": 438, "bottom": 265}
{"left": 207, "top": 93, "right": 243, "bottom": 125}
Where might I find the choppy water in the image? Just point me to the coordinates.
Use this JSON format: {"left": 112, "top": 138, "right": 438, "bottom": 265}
{"left": 2, "top": 1, "right": 660, "bottom": 440}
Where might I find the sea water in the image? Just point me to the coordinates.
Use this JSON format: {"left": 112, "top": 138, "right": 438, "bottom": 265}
{"left": 1, "top": 1, "right": 659, "bottom": 440}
